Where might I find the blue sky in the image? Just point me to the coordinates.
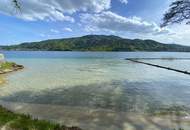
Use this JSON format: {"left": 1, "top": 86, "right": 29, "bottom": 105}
{"left": 0, "top": 0, "right": 190, "bottom": 45}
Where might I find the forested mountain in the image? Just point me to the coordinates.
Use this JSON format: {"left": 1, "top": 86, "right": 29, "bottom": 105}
{"left": 1, "top": 35, "right": 190, "bottom": 52}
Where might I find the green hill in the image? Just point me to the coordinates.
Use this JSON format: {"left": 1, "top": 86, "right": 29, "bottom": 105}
{"left": 1, "top": 35, "right": 190, "bottom": 52}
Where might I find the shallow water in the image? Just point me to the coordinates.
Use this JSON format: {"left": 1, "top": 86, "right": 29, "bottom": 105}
{"left": 0, "top": 51, "right": 190, "bottom": 130}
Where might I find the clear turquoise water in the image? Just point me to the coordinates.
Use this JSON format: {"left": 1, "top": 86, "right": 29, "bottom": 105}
{"left": 1, "top": 51, "right": 190, "bottom": 130}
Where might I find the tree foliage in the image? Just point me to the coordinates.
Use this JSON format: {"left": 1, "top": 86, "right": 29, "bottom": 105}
{"left": 12, "top": 0, "right": 20, "bottom": 10}
{"left": 162, "top": 0, "right": 190, "bottom": 27}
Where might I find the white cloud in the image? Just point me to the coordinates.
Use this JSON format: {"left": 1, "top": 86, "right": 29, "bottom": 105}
{"left": 39, "top": 33, "right": 46, "bottom": 37}
{"left": 64, "top": 27, "right": 73, "bottom": 32}
{"left": 80, "top": 11, "right": 170, "bottom": 35}
{"left": 119, "top": 0, "right": 128, "bottom": 4}
{"left": 0, "top": 0, "right": 111, "bottom": 22}
{"left": 155, "top": 25, "right": 190, "bottom": 45}
{"left": 50, "top": 29, "right": 60, "bottom": 33}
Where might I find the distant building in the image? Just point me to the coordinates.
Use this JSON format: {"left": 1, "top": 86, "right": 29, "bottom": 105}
{"left": 0, "top": 54, "right": 5, "bottom": 62}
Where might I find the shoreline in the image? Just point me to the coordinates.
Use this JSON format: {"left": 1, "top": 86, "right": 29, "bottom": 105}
{"left": 0, "top": 62, "right": 83, "bottom": 130}
{"left": 0, "top": 101, "right": 188, "bottom": 130}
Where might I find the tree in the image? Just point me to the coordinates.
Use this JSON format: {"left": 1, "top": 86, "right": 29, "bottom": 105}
{"left": 162, "top": 0, "right": 190, "bottom": 27}
{"left": 12, "top": 0, "right": 20, "bottom": 10}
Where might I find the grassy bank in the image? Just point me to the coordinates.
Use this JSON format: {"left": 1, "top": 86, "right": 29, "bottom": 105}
{"left": 0, "top": 62, "right": 17, "bottom": 70}
{"left": 0, "top": 105, "right": 81, "bottom": 130}
{"left": 0, "top": 62, "right": 24, "bottom": 74}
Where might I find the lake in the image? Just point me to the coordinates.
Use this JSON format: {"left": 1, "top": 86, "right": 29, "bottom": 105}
{"left": 0, "top": 51, "right": 190, "bottom": 130}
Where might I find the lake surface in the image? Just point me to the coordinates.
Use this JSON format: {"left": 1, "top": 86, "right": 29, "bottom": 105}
{"left": 1, "top": 51, "right": 190, "bottom": 130}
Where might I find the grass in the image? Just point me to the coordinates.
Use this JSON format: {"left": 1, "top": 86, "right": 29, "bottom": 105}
{"left": 0, "top": 61, "right": 24, "bottom": 74}
{"left": 0, "top": 105, "right": 81, "bottom": 130}
{"left": 0, "top": 62, "right": 16, "bottom": 70}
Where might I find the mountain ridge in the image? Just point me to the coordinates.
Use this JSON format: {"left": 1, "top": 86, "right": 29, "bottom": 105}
{"left": 1, "top": 35, "right": 190, "bottom": 52}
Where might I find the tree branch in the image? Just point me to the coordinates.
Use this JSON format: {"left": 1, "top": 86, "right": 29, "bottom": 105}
{"left": 161, "top": 0, "right": 190, "bottom": 27}
{"left": 12, "top": 0, "right": 21, "bottom": 10}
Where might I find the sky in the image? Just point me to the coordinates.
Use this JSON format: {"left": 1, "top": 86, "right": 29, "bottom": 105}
{"left": 0, "top": 0, "right": 190, "bottom": 45}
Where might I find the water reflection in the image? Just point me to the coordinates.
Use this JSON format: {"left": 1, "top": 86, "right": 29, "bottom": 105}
{"left": 1, "top": 80, "right": 190, "bottom": 114}
{"left": 1, "top": 51, "right": 190, "bottom": 130}
{"left": 0, "top": 75, "right": 6, "bottom": 85}
{"left": 0, "top": 100, "right": 189, "bottom": 130}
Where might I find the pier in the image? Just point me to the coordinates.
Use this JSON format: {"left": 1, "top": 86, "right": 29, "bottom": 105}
{"left": 126, "top": 58, "right": 190, "bottom": 76}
